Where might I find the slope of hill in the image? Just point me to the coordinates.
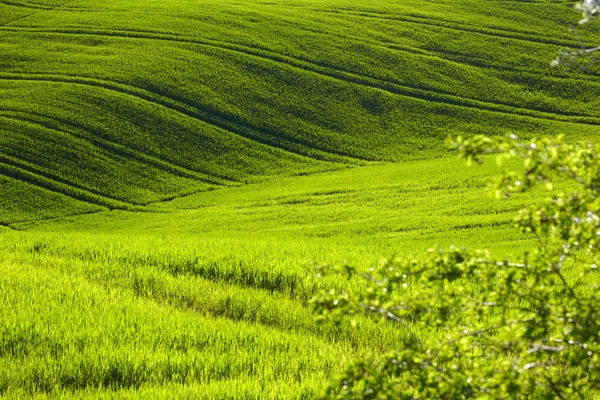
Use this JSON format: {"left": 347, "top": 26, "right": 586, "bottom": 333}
{"left": 2, "top": 0, "right": 600, "bottom": 224}
{"left": 2, "top": 0, "right": 600, "bottom": 398}
{"left": 1, "top": 157, "right": 543, "bottom": 399}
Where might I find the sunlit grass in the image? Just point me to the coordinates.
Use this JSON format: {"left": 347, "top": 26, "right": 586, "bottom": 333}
{"left": 2, "top": 0, "right": 600, "bottom": 397}
{"left": 0, "top": 157, "right": 547, "bottom": 398}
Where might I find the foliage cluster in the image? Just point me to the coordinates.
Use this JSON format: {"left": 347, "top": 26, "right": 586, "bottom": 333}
{"left": 313, "top": 135, "right": 600, "bottom": 398}
{"left": 310, "top": 4, "right": 600, "bottom": 398}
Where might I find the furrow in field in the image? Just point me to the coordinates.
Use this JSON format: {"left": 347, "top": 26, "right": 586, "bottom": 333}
{"left": 0, "top": 221, "right": 19, "bottom": 231}
{"left": 322, "top": 9, "right": 576, "bottom": 48}
{"left": 0, "top": 110, "right": 234, "bottom": 187}
{"left": 0, "top": 117, "right": 217, "bottom": 207}
{"left": 1, "top": 116, "right": 201, "bottom": 206}
{"left": 371, "top": 36, "right": 600, "bottom": 84}
{"left": 0, "top": 152, "right": 150, "bottom": 208}
{"left": 396, "top": 10, "right": 574, "bottom": 43}
{"left": 221, "top": 7, "right": 600, "bottom": 85}
{"left": 0, "top": 151, "right": 141, "bottom": 206}
{"left": 28, "top": 238, "right": 314, "bottom": 299}
{"left": 0, "top": 71, "right": 356, "bottom": 163}
{"left": 0, "top": 0, "right": 74, "bottom": 27}
{"left": 0, "top": 1, "right": 52, "bottom": 9}
{"left": 0, "top": 160, "right": 135, "bottom": 211}
{"left": 4, "top": 28, "right": 598, "bottom": 125}
{"left": 0, "top": 9, "right": 36, "bottom": 27}
{"left": 79, "top": 264, "right": 337, "bottom": 342}
{"left": 251, "top": 8, "right": 600, "bottom": 87}
{"left": 147, "top": 258, "right": 310, "bottom": 300}
{"left": 234, "top": 5, "right": 600, "bottom": 85}
{"left": 0, "top": 147, "right": 184, "bottom": 212}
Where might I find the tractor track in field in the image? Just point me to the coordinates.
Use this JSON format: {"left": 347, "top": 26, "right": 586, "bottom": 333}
{"left": 0, "top": 159, "right": 193, "bottom": 213}
{"left": 221, "top": 8, "right": 600, "bottom": 86}
{"left": 0, "top": 116, "right": 235, "bottom": 209}
{"left": 319, "top": 9, "right": 577, "bottom": 48}
{"left": 0, "top": 110, "right": 235, "bottom": 187}
{"left": 0, "top": 1, "right": 52, "bottom": 10}
{"left": 1, "top": 126, "right": 200, "bottom": 211}
{"left": 0, "top": 71, "right": 360, "bottom": 164}
{"left": 1, "top": 0, "right": 74, "bottom": 27}
{"left": 261, "top": 4, "right": 578, "bottom": 46}
{"left": 0, "top": 150, "right": 149, "bottom": 207}
{"left": 421, "top": 47, "right": 600, "bottom": 82}
{"left": 5, "top": 1, "right": 578, "bottom": 58}
{"left": 2, "top": 2, "right": 575, "bottom": 47}
{"left": 0, "top": 158, "right": 137, "bottom": 211}
{"left": 3, "top": 27, "right": 600, "bottom": 126}
{"left": 243, "top": 7, "right": 600, "bottom": 86}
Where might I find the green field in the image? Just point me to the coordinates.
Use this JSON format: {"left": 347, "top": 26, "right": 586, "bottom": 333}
{"left": 1, "top": 0, "right": 599, "bottom": 398}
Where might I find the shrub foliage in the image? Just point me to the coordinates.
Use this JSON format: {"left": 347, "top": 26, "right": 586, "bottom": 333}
{"left": 312, "top": 3, "right": 600, "bottom": 398}
{"left": 312, "top": 134, "right": 600, "bottom": 399}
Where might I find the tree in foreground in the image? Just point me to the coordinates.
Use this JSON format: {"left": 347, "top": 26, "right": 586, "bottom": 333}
{"left": 312, "top": 3, "right": 600, "bottom": 399}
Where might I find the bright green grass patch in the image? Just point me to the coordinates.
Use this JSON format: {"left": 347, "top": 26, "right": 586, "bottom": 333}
{"left": 0, "top": 157, "right": 544, "bottom": 397}
{"left": 2, "top": 0, "right": 599, "bottom": 398}
{"left": 0, "top": 258, "right": 368, "bottom": 398}
{"left": 30, "top": 157, "right": 535, "bottom": 250}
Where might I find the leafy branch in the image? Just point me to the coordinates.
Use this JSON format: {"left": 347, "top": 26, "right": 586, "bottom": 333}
{"left": 311, "top": 135, "right": 600, "bottom": 398}
{"left": 311, "top": 2, "right": 600, "bottom": 397}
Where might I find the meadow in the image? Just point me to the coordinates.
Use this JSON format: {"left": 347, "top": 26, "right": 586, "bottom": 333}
{"left": 1, "top": 0, "right": 599, "bottom": 398}
{"left": 1, "top": 159, "right": 543, "bottom": 399}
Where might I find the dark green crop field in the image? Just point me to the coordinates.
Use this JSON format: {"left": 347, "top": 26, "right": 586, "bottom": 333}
{"left": 1, "top": 0, "right": 599, "bottom": 398}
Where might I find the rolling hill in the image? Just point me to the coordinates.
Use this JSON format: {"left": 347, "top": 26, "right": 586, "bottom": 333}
{"left": 1, "top": 0, "right": 599, "bottom": 398}
{"left": 2, "top": 0, "right": 600, "bottom": 224}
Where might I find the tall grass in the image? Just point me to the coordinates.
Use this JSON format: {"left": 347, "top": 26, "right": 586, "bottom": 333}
{"left": 0, "top": 158, "right": 547, "bottom": 397}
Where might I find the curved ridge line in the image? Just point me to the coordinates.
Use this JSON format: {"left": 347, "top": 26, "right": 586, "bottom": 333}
{"left": 0, "top": 1, "right": 52, "bottom": 10}
{"left": 0, "top": 158, "right": 179, "bottom": 213}
{"left": 0, "top": 110, "right": 235, "bottom": 187}
{"left": 190, "top": 7, "right": 600, "bottom": 87}
{"left": 0, "top": 150, "right": 146, "bottom": 207}
{"left": 1, "top": 0, "right": 74, "bottom": 27}
{"left": 324, "top": 8, "right": 577, "bottom": 48}
{"left": 419, "top": 44, "right": 600, "bottom": 83}
{"left": 200, "top": 4, "right": 599, "bottom": 85}
{"left": 0, "top": 71, "right": 357, "bottom": 163}
{"left": 4, "top": 23, "right": 598, "bottom": 88}
{"left": 0, "top": 112, "right": 225, "bottom": 192}
{"left": 0, "top": 116, "right": 221, "bottom": 206}
{"left": 0, "top": 159, "right": 132, "bottom": 210}
{"left": 3, "top": 27, "right": 600, "bottom": 125}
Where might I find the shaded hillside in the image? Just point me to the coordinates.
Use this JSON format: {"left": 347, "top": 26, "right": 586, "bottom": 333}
{"left": 1, "top": 0, "right": 599, "bottom": 224}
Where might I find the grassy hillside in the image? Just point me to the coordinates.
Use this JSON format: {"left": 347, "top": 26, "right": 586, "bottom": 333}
{"left": 2, "top": 0, "right": 600, "bottom": 223}
{"left": 2, "top": 0, "right": 600, "bottom": 398}
{"left": 1, "top": 158, "right": 544, "bottom": 399}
